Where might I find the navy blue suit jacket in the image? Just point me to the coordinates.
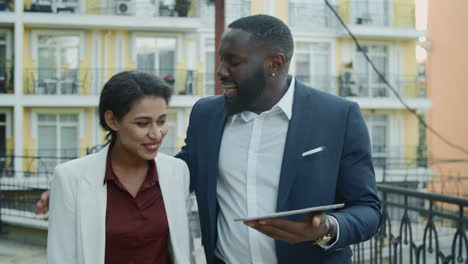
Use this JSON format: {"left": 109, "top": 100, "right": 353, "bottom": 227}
{"left": 177, "top": 80, "right": 381, "bottom": 264}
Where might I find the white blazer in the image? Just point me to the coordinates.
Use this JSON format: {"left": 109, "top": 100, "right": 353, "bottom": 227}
{"left": 47, "top": 146, "right": 192, "bottom": 264}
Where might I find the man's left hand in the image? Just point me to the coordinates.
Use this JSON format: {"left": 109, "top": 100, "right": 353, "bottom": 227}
{"left": 244, "top": 211, "right": 333, "bottom": 244}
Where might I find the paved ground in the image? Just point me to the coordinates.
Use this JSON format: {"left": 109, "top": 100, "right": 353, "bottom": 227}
{"left": 0, "top": 236, "right": 206, "bottom": 264}
{"left": 0, "top": 238, "right": 47, "bottom": 264}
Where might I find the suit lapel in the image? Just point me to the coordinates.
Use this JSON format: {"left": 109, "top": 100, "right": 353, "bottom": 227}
{"left": 276, "top": 82, "right": 319, "bottom": 211}
{"left": 78, "top": 146, "right": 108, "bottom": 263}
{"left": 205, "top": 99, "right": 227, "bottom": 247}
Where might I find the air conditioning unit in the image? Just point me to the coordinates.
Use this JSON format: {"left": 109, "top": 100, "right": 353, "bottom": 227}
{"left": 115, "top": 0, "right": 135, "bottom": 15}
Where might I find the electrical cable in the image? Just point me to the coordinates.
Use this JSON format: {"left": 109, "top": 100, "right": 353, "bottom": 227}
{"left": 324, "top": 0, "right": 468, "bottom": 156}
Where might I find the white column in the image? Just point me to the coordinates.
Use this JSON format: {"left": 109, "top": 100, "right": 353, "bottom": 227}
{"left": 264, "top": 0, "right": 274, "bottom": 15}
{"left": 14, "top": 22, "right": 24, "bottom": 175}
{"left": 14, "top": 0, "right": 23, "bottom": 15}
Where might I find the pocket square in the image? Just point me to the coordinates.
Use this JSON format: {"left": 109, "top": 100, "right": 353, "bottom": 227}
{"left": 302, "top": 146, "right": 326, "bottom": 157}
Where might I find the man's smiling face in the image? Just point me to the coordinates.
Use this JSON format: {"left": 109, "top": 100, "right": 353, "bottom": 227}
{"left": 217, "top": 28, "right": 268, "bottom": 114}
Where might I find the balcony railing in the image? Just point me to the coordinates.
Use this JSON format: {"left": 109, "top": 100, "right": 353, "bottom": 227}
{"left": 339, "top": 73, "right": 427, "bottom": 98}
{"left": 371, "top": 145, "right": 429, "bottom": 169}
{"left": 353, "top": 183, "right": 468, "bottom": 264}
{"left": 23, "top": 0, "right": 197, "bottom": 18}
{"left": 0, "top": 65, "right": 14, "bottom": 94}
{"left": 338, "top": 0, "right": 416, "bottom": 28}
{"left": 23, "top": 68, "right": 205, "bottom": 96}
{"left": 290, "top": 73, "right": 426, "bottom": 99}
{"left": 288, "top": 3, "right": 337, "bottom": 28}
{"left": 200, "top": 2, "right": 250, "bottom": 25}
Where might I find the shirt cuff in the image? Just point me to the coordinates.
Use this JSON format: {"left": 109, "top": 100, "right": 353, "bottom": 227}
{"left": 319, "top": 215, "right": 340, "bottom": 250}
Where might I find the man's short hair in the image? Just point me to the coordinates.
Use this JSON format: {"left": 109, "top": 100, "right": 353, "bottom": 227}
{"left": 228, "top": 14, "right": 294, "bottom": 62}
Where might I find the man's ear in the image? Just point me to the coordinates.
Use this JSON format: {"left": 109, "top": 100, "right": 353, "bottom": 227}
{"left": 104, "top": 110, "right": 118, "bottom": 131}
{"left": 267, "top": 53, "right": 286, "bottom": 75}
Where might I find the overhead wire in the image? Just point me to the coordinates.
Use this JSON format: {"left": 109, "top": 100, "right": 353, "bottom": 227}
{"left": 324, "top": 0, "right": 468, "bottom": 156}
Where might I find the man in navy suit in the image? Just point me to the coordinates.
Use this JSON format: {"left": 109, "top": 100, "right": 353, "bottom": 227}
{"left": 36, "top": 14, "right": 381, "bottom": 264}
{"left": 176, "top": 15, "right": 381, "bottom": 264}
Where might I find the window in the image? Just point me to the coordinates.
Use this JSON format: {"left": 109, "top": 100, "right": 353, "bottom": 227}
{"left": 352, "top": 0, "right": 389, "bottom": 26}
{"left": 355, "top": 44, "right": 389, "bottom": 97}
{"left": 226, "top": 0, "right": 250, "bottom": 24}
{"left": 294, "top": 42, "right": 332, "bottom": 93}
{"left": 204, "top": 50, "right": 215, "bottom": 96}
{"left": 37, "top": 113, "right": 79, "bottom": 174}
{"left": 135, "top": 37, "right": 176, "bottom": 88}
{"left": 364, "top": 114, "right": 389, "bottom": 167}
{"left": 37, "top": 35, "right": 80, "bottom": 95}
{"left": 289, "top": 0, "right": 330, "bottom": 28}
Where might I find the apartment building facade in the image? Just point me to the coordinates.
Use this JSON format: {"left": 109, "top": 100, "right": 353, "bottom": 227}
{"left": 0, "top": 0, "right": 429, "bottom": 228}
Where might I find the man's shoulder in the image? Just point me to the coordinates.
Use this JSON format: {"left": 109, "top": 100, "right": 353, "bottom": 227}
{"left": 191, "top": 95, "right": 225, "bottom": 115}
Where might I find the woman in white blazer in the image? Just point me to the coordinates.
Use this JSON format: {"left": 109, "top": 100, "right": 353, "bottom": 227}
{"left": 47, "top": 71, "right": 192, "bottom": 264}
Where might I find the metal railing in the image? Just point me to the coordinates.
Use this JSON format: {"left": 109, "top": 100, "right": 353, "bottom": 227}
{"left": 338, "top": 0, "right": 416, "bottom": 28}
{"left": 353, "top": 183, "right": 468, "bottom": 264}
{"left": 23, "top": 68, "right": 205, "bottom": 96}
{"left": 288, "top": 3, "right": 337, "bottom": 28}
{"left": 338, "top": 73, "right": 427, "bottom": 98}
{"left": 23, "top": 0, "right": 197, "bottom": 18}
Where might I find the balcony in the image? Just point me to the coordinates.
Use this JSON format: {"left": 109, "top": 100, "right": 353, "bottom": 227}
{"left": 0, "top": 65, "right": 13, "bottom": 94}
{"left": 23, "top": 0, "right": 196, "bottom": 18}
{"left": 335, "top": 0, "right": 424, "bottom": 39}
{"left": 288, "top": 2, "right": 337, "bottom": 29}
{"left": 353, "top": 183, "right": 468, "bottom": 264}
{"left": 338, "top": 0, "right": 415, "bottom": 28}
{"left": 339, "top": 73, "right": 427, "bottom": 98}
{"left": 200, "top": 1, "right": 250, "bottom": 25}
{"left": 22, "top": 68, "right": 204, "bottom": 107}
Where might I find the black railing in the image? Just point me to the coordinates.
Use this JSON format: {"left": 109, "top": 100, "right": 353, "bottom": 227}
{"left": 23, "top": 68, "right": 205, "bottom": 96}
{"left": 353, "top": 183, "right": 468, "bottom": 264}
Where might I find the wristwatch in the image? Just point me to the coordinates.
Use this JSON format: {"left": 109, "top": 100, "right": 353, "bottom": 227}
{"left": 313, "top": 216, "right": 335, "bottom": 246}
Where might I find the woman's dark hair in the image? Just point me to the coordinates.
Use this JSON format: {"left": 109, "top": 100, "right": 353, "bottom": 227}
{"left": 99, "top": 70, "right": 172, "bottom": 145}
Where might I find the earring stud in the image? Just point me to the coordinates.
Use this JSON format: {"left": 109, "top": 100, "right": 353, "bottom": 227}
{"left": 271, "top": 72, "right": 276, "bottom": 77}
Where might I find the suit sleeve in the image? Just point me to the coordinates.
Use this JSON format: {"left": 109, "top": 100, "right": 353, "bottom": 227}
{"left": 328, "top": 103, "right": 382, "bottom": 250}
{"left": 47, "top": 166, "right": 78, "bottom": 264}
{"left": 175, "top": 99, "right": 201, "bottom": 193}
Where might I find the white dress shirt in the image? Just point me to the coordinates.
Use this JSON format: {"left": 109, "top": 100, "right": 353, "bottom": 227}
{"left": 215, "top": 78, "right": 295, "bottom": 264}
{"left": 215, "top": 77, "right": 340, "bottom": 264}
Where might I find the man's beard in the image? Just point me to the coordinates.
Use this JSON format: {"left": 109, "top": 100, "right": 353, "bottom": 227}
{"left": 224, "top": 68, "right": 266, "bottom": 115}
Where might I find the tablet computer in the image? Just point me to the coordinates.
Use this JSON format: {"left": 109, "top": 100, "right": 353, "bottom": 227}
{"left": 234, "top": 203, "right": 345, "bottom": 222}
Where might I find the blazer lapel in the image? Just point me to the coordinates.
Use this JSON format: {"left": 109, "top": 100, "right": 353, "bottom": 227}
{"left": 78, "top": 146, "right": 108, "bottom": 264}
{"left": 276, "top": 82, "right": 319, "bottom": 211}
{"left": 205, "top": 99, "right": 227, "bottom": 248}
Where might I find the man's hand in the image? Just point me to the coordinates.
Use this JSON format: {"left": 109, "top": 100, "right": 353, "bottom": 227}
{"left": 35, "top": 190, "right": 50, "bottom": 220}
{"left": 244, "top": 211, "right": 335, "bottom": 244}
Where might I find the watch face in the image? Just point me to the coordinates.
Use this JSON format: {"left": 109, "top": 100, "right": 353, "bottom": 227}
{"left": 314, "top": 234, "right": 332, "bottom": 246}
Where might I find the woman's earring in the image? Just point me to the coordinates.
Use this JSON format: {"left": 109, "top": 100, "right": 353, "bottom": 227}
{"left": 271, "top": 72, "right": 276, "bottom": 77}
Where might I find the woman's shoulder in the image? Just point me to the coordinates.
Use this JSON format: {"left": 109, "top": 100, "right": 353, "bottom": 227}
{"left": 156, "top": 153, "right": 186, "bottom": 167}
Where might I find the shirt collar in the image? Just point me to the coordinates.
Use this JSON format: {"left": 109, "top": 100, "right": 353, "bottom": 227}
{"left": 104, "top": 148, "right": 158, "bottom": 186}
{"left": 231, "top": 76, "right": 295, "bottom": 124}
{"left": 275, "top": 76, "right": 295, "bottom": 120}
